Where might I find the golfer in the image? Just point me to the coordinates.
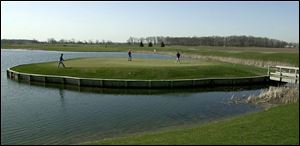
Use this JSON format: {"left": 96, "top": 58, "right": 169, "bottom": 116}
{"left": 128, "top": 49, "right": 132, "bottom": 61}
{"left": 176, "top": 52, "right": 181, "bottom": 63}
{"left": 58, "top": 53, "right": 66, "bottom": 68}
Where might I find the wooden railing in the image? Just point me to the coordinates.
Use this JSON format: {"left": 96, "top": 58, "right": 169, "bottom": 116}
{"left": 268, "top": 65, "right": 299, "bottom": 84}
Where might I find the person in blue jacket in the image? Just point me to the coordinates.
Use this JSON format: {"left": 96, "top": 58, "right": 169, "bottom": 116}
{"left": 58, "top": 53, "right": 66, "bottom": 68}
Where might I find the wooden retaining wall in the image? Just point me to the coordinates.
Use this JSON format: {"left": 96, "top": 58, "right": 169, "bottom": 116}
{"left": 7, "top": 68, "right": 270, "bottom": 88}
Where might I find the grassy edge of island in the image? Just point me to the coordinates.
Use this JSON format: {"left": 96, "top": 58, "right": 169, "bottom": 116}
{"left": 10, "top": 58, "right": 268, "bottom": 80}
{"left": 82, "top": 103, "right": 299, "bottom": 145}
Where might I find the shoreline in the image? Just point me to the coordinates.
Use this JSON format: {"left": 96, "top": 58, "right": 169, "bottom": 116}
{"left": 7, "top": 67, "right": 270, "bottom": 88}
{"left": 82, "top": 103, "right": 299, "bottom": 145}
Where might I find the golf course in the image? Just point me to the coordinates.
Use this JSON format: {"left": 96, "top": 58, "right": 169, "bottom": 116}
{"left": 5, "top": 47, "right": 298, "bottom": 145}
{"left": 3, "top": 44, "right": 299, "bottom": 145}
{"left": 2, "top": 1, "right": 299, "bottom": 145}
{"left": 11, "top": 57, "right": 267, "bottom": 80}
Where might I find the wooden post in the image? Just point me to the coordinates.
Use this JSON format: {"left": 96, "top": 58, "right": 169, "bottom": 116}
{"left": 295, "top": 69, "right": 298, "bottom": 84}
{"left": 279, "top": 67, "right": 282, "bottom": 82}
{"left": 99, "top": 80, "right": 103, "bottom": 87}
{"left": 148, "top": 81, "right": 151, "bottom": 88}
{"left": 125, "top": 81, "right": 127, "bottom": 88}
{"left": 77, "top": 79, "right": 80, "bottom": 86}
{"left": 268, "top": 66, "right": 270, "bottom": 76}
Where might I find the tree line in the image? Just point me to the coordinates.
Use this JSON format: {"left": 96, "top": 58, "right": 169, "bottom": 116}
{"left": 127, "top": 36, "right": 298, "bottom": 48}
{"left": 1, "top": 39, "right": 39, "bottom": 44}
{"left": 46, "top": 38, "right": 114, "bottom": 44}
{"left": 2, "top": 36, "right": 298, "bottom": 48}
{"left": 1, "top": 38, "right": 113, "bottom": 45}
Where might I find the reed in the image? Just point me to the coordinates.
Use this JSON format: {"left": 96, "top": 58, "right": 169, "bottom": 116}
{"left": 183, "top": 54, "right": 294, "bottom": 68}
{"left": 246, "top": 86, "right": 299, "bottom": 104}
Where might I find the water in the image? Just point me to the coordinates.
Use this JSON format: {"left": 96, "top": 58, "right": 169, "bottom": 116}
{"left": 1, "top": 49, "right": 266, "bottom": 144}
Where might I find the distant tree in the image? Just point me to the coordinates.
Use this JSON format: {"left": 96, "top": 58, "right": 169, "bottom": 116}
{"left": 148, "top": 42, "right": 153, "bottom": 47}
{"left": 32, "top": 39, "right": 39, "bottom": 44}
{"left": 1, "top": 39, "right": 40, "bottom": 44}
{"left": 145, "top": 37, "right": 150, "bottom": 44}
{"left": 107, "top": 40, "right": 112, "bottom": 44}
{"left": 70, "top": 38, "right": 75, "bottom": 44}
{"left": 76, "top": 40, "right": 83, "bottom": 44}
{"left": 127, "top": 37, "right": 134, "bottom": 45}
{"left": 47, "top": 38, "right": 57, "bottom": 44}
{"left": 59, "top": 39, "right": 66, "bottom": 44}
{"left": 161, "top": 41, "right": 165, "bottom": 47}
{"left": 140, "top": 41, "right": 144, "bottom": 47}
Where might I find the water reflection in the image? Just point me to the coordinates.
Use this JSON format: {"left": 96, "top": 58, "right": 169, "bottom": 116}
{"left": 59, "top": 88, "right": 65, "bottom": 108}
{"left": 16, "top": 79, "right": 275, "bottom": 95}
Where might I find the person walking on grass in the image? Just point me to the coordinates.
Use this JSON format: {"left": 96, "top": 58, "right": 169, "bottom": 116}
{"left": 176, "top": 51, "right": 181, "bottom": 63}
{"left": 128, "top": 49, "right": 132, "bottom": 61}
{"left": 58, "top": 53, "right": 66, "bottom": 68}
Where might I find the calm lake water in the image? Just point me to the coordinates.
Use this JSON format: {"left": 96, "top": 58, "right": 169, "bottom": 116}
{"left": 1, "top": 49, "right": 266, "bottom": 144}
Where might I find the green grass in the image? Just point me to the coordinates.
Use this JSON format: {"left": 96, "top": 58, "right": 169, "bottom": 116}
{"left": 11, "top": 58, "right": 267, "bottom": 80}
{"left": 84, "top": 103, "right": 299, "bottom": 145}
{"left": 2, "top": 44, "right": 299, "bottom": 66}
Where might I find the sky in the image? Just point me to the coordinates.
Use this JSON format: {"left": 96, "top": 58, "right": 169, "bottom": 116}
{"left": 1, "top": 1, "right": 299, "bottom": 42}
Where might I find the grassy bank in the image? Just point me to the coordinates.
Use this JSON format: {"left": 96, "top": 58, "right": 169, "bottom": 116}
{"left": 11, "top": 58, "right": 267, "bottom": 80}
{"left": 2, "top": 44, "right": 298, "bottom": 66}
{"left": 84, "top": 103, "right": 299, "bottom": 145}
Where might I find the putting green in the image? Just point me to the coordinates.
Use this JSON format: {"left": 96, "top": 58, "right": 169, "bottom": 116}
{"left": 59, "top": 58, "right": 216, "bottom": 67}
{"left": 11, "top": 58, "right": 267, "bottom": 80}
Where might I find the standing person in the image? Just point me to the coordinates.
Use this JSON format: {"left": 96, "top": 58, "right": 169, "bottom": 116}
{"left": 176, "top": 51, "right": 181, "bottom": 63}
{"left": 128, "top": 49, "right": 132, "bottom": 61}
{"left": 58, "top": 53, "right": 66, "bottom": 68}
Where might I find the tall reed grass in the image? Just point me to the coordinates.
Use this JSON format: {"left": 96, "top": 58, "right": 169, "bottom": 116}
{"left": 246, "top": 86, "right": 299, "bottom": 104}
{"left": 184, "top": 54, "right": 293, "bottom": 68}
{"left": 229, "top": 85, "right": 299, "bottom": 106}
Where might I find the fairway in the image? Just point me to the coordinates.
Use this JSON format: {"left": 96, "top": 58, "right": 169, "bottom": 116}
{"left": 11, "top": 58, "right": 267, "bottom": 80}
{"left": 64, "top": 58, "right": 216, "bottom": 67}
{"left": 2, "top": 44, "right": 298, "bottom": 66}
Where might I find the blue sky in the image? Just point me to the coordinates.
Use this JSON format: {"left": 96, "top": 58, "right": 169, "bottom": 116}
{"left": 1, "top": 1, "right": 299, "bottom": 42}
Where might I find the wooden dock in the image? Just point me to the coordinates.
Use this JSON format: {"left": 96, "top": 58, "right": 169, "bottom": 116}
{"left": 268, "top": 66, "right": 299, "bottom": 84}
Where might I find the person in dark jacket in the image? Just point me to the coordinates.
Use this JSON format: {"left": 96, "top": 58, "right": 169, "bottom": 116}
{"left": 176, "top": 52, "right": 181, "bottom": 63}
{"left": 58, "top": 53, "right": 66, "bottom": 68}
{"left": 128, "top": 49, "right": 132, "bottom": 61}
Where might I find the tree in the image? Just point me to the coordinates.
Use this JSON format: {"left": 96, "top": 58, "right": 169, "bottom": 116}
{"left": 59, "top": 39, "right": 66, "bottom": 44}
{"left": 129, "top": 36, "right": 289, "bottom": 48}
{"left": 148, "top": 42, "right": 153, "bottom": 47}
{"left": 47, "top": 38, "right": 57, "bottom": 44}
{"left": 69, "top": 38, "right": 75, "bottom": 44}
{"left": 161, "top": 41, "right": 165, "bottom": 47}
{"left": 127, "top": 37, "right": 134, "bottom": 45}
{"left": 140, "top": 41, "right": 144, "bottom": 47}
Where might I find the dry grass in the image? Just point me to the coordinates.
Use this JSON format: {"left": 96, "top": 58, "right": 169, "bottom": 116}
{"left": 229, "top": 85, "right": 299, "bottom": 107}
{"left": 155, "top": 51, "right": 294, "bottom": 68}
{"left": 184, "top": 54, "right": 293, "bottom": 68}
{"left": 246, "top": 86, "right": 299, "bottom": 104}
